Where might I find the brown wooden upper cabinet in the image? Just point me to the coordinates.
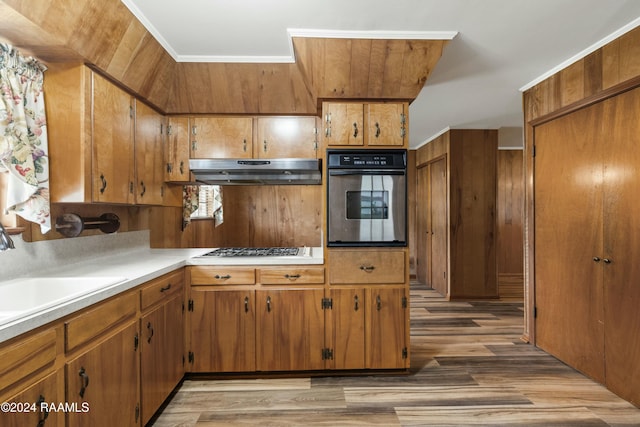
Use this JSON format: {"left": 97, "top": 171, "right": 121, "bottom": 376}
{"left": 190, "top": 117, "right": 253, "bottom": 158}
{"left": 188, "top": 116, "right": 319, "bottom": 159}
{"left": 256, "top": 117, "right": 319, "bottom": 158}
{"left": 323, "top": 102, "right": 408, "bottom": 147}
{"left": 134, "top": 100, "right": 166, "bottom": 205}
{"left": 165, "top": 116, "right": 191, "bottom": 183}
{"left": 45, "top": 64, "right": 167, "bottom": 205}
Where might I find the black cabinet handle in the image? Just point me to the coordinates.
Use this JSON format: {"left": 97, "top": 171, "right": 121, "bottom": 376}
{"left": 360, "top": 265, "right": 375, "bottom": 272}
{"left": 147, "top": 321, "right": 154, "bottom": 343}
{"left": 593, "top": 257, "right": 601, "bottom": 262}
{"left": 284, "top": 274, "right": 301, "bottom": 279}
{"left": 244, "top": 296, "right": 249, "bottom": 313}
{"left": 99, "top": 174, "right": 107, "bottom": 194}
{"left": 376, "top": 295, "right": 382, "bottom": 311}
{"left": 266, "top": 296, "right": 272, "bottom": 313}
{"left": 36, "top": 394, "right": 48, "bottom": 426}
{"left": 140, "top": 181, "right": 146, "bottom": 197}
{"left": 354, "top": 295, "right": 359, "bottom": 311}
{"left": 215, "top": 274, "right": 231, "bottom": 280}
{"left": 603, "top": 258, "right": 612, "bottom": 264}
{"left": 353, "top": 122, "right": 359, "bottom": 138}
{"left": 160, "top": 283, "right": 172, "bottom": 292}
{"left": 78, "top": 367, "right": 89, "bottom": 398}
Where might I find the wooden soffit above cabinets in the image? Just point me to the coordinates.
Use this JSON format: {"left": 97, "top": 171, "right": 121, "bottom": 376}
{"left": 0, "top": 0, "right": 449, "bottom": 115}
{"left": 292, "top": 37, "right": 448, "bottom": 101}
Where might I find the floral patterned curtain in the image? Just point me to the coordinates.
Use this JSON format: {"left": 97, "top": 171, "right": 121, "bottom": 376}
{"left": 182, "top": 185, "right": 223, "bottom": 230}
{"left": 0, "top": 44, "right": 50, "bottom": 233}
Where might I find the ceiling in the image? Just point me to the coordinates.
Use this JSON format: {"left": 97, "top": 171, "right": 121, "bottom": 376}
{"left": 123, "top": 0, "right": 640, "bottom": 149}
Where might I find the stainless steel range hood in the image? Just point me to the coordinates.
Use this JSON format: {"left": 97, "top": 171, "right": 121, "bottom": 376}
{"left": 189, "top": 158, "right": 322, "bottom": 185}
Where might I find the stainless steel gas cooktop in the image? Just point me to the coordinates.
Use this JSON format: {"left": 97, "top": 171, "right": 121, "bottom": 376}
{"left": 202, "top": 247, "right": 304, "bottom": 257}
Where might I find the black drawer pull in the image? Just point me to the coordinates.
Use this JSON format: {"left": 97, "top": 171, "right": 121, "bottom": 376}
{"left": 160, "top": 283, "right": 172, "bottom": 292}
{"left": 360, "top": 265, "right": 375, "bottom": 272}
{"left": 284, "top": 274, "right": 301, "bottom": 279}
{"left": 215, "top": 274, "right": 231, "bottom": 279}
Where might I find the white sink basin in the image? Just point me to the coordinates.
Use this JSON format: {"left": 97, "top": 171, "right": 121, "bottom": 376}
{"left": 0, "top": 276, "right": 127, "bottom": 326}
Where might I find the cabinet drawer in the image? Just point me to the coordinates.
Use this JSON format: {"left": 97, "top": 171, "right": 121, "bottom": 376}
{"left": 65, "top": 292, "right": 137, "bottom": 352}
{"left": 259, "top": 267, "right": 325, "bottom": 285}
{"left": 140, "top": 270, "right": 184, "bottom": 311}
{"left": 0, "top": 328, "right": 57, "bottom": 392}
{"left": 189, "top": 266, "right": 256, "bottom": 285}
{"left": 328, "top": 250, "right": 405, "bottom": 284}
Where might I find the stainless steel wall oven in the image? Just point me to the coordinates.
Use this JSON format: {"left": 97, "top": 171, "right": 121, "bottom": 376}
{"left": 327, "top": 149, "right": 407, "bottom": 247}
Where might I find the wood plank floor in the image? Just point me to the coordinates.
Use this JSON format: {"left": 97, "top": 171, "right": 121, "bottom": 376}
{"left": 151, "top": 282, "right": 640, "bottom": 426}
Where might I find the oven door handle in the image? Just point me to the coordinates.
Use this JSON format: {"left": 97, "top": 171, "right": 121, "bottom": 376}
{"left": 328, "top": 170, "right": 405, "bottom": 176}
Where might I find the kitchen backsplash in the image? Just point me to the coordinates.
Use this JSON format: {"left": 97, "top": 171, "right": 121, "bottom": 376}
{"left": 0, "top": 230, "right": 150, "bottom": 282}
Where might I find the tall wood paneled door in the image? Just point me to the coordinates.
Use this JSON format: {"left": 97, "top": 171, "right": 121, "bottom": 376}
{"left": 534, "top": 85, "right": 640, "bottom": 406}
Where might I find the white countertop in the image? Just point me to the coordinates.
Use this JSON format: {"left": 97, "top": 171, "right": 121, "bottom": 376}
{"left": 0, "top": 246, "right": 323, "bottom": 344}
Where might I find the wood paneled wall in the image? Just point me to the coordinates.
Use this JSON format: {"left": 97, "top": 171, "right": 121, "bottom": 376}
{"left": 175, "top": 186, "right": 323, "bottom": 249}
{"left": 496, "top": 150, "right": 524, "bottom": 299}
{"left": 523, "top": 25, "right": 640, "bottom": 342}
{"left": 1, "top": 0, "right": 176, "bottom": 109}
{"left": 414, "top": 129, "right": 498, "bottom": 299}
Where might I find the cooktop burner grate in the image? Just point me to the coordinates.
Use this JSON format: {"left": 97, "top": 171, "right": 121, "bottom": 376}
{"left": 203, "top": 247, "right": 301, "bottom": 257}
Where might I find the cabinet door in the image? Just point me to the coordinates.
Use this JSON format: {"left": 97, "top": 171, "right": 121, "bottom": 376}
{"left": 366, "top": 287, "right": 407, "bottom": 369}
{"left": 323, "top": 103, "right": 363, "bottom": 146}
{"left": 257, "top": 117, "right": 318, "bottom": 158}
{"left": 256, "top": 288, "right": 324, "bottom": 371}
{"left": 165, "top": 116, "right": 191, "bottom": 182}
{"left": 92, "top": 72, "right": 135, "bottom": 204}
{"left": 66, "top": 321, "right": 139, "bottom": 427}
{"left": 329, "top": 287, "right": 365, "bottom": 370}
{"left": 141, "top": 305, "right": 164, "bottom": 425}
{"left": 0, "top": 372, "right": 62, "bottom": 427}
{"left": 189, "top": 288, "right": 256, "bottom": 372}
{"left": 140, "top": 292, "right": 184, "bottom": 425}
{"left": 135, "top": 100, "right": 165, "bottom": 205}
{"left": 191, "top": 117, "right": 253, "bottom": 158}
{"left": 366, "top": 104, "right": 406, "bottom": 146}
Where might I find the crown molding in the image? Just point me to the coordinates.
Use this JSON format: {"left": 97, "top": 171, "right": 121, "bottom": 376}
{"left": 519, "top": 16, "right": 640, "bottom": 91}
{"left": 120, "top": 1, "right": 457, "bottom": 63}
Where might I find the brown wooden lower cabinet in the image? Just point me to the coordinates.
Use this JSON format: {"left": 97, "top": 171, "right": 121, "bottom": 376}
{"left": 0, "top": 268, "right": 187, "bottom": 427}
{"left": 186, "top": 262, "right": 409, "bottom": 374}
{"left": 140, "top": 291, "right": 184, "bottom": 425}
{"left": 329, "top": 286, "right": 408, "bottom": 370}
{"left": 329, "top": 287, "right": 366, "bottom": 369}
{"left": 187, "top": 286, "right": 325, "bottom": 373}
{"left": 65, "top": 321, "right": 139, "bottom": 427}
{"left": 189, "top": 288, "right": 257, "bottom": 373}
{"left": 256, "top": 288, "right": 325, "bottom": 371}
{"left": 0, "top": 371, "right": 62, "bottom": 427}
{"left": 366, "top": 287, "right": 408, "bottom": 369}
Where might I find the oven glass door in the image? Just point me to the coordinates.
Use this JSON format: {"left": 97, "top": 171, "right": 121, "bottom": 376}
{"left": 328, "top": 171, "right": 406, "bottom": 246}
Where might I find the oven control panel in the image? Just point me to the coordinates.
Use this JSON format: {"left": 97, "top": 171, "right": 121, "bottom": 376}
{"left": 327, "top": 149, "right": 406, "bottom": 169}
